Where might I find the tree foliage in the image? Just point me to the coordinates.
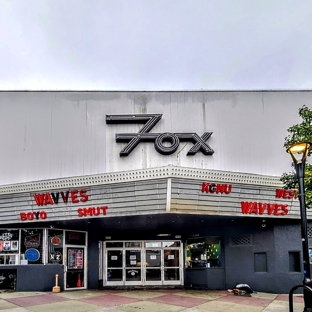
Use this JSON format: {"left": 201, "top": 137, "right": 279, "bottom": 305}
{"left": 281, "top": 105, "right": 312, "bottom": 208}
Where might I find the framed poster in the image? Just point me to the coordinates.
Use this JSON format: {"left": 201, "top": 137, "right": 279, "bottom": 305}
{"left": 3, "top": 241, "right": 11, "bottom": 251}
{"left": 11, "top": 241, "right": 18, "bottom": 251}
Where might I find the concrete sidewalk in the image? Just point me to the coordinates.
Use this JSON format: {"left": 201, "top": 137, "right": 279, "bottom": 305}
{"left": 0, "top": 289, "right": 304, "bottom": 312}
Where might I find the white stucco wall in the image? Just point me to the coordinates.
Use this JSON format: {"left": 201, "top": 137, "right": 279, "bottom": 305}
{"left": 0, "top": 91, "right": 310, "bottom": 185}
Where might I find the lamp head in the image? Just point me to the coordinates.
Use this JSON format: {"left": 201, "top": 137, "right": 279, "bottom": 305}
{"left": 286, "top": 142, "right": 311, "bottom": 164}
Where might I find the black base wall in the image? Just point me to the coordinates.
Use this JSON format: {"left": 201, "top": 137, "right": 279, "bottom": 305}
{"left": 0, "top": 264, "right": 64, "bottom": 292}
{"left": 223, "top": 221, "right": 305, "bottom": 294}
{"left": 185, "top": 268, "right": 225, "bottom": 289}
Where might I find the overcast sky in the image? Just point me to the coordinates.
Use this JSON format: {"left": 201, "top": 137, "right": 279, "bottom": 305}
{"left": 1, "top": 0, "right": 312, "bottom": 91}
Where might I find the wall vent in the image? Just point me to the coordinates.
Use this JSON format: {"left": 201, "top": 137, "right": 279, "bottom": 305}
{"left": 231, "top": 236, "right": 251, "bottom": 246}
{"left": 308, "top": 226, "right": 312, "bottom": 238}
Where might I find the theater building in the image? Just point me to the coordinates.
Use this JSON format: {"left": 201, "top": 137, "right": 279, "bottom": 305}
{"left": 0, "top": 91, "right": 311, "bottom": 293}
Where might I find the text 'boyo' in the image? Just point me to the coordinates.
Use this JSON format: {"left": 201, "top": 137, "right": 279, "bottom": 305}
{"left": 106, "top": 114, "right": 214, "bottom": 156}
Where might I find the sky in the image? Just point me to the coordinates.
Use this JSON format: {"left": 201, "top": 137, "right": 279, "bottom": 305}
{"left": 1, "top": 0, "right": 312, "bottom": 91}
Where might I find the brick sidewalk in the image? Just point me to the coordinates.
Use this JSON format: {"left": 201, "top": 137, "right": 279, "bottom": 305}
{"left": 0, "top": 289, "right": 305, "bottom": 311}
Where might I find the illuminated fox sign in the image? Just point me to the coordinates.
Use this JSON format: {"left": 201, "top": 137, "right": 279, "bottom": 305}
{"left": 106, "top": 114, "right": 214, "bottom": 156}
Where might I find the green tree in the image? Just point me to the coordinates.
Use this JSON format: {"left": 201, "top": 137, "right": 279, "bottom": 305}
{"left": 281, "top": 105, "right": 312, "bottom": 208}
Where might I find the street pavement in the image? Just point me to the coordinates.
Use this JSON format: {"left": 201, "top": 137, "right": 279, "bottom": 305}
{"left": 0, "top": 288, "right": 305, "bottom": 311}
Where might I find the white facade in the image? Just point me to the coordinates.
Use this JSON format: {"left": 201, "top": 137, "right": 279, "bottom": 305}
{"left": 0, "top": 91, "right": 310, "bottom": 293}
{"left": 0, "top": 91, "right": 310, "bottom": 186}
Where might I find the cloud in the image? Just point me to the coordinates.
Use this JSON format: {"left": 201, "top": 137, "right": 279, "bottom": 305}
{"left": 0, "top": 0, "right": 312, "bottom": 90}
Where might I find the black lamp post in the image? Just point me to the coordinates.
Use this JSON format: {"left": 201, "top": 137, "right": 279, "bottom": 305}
{"left": 287, "top": 142, "right": 312, "bottom": 311}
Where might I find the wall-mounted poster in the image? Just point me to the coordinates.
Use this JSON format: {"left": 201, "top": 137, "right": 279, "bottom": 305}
{"left": 0, "top": 241, "right": 3, "bottom": 252}
{"left": 11, "top": 241, "right": 18, "bottom": 251}
{"left": 3, "top": 241, "right": 10, "bottom": 251}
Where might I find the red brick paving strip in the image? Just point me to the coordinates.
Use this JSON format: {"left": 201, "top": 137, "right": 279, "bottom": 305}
{"left": 6, "top": 294, "right": 69, "bottom": 307}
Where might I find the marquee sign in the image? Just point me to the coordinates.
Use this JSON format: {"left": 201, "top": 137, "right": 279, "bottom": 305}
{"left": 201, "top": 182, "right": 291, "bottom": 216}
{"left": 106, "top": 114, "right": 214, "bottom": 156}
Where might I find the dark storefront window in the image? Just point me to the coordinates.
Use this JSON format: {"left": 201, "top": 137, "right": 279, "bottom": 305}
{"left": 0, "top": 229, "right": 19, "bottom": 265}
{"left": 48, "top": 229, "right": 64, "bottom": 264}
{"left": 106, "top": 242, "right": 123, "bottom": 248}
{"left": 0, "top": 228, "right": 86, "bottom": 267}
{"left": 21, "top": 229, "right": 43, "bottom": 264}
{"left": 65, "top": 231, "right": 86, "bottom": 245}
{"left": 125, "top": 242, "right": 141, "bottom": 248}
{"left": 163, "top": 241, "right": 181, "bottom": 247}
{"left": 186, "top": 236, "right": 221, "bottom": 268}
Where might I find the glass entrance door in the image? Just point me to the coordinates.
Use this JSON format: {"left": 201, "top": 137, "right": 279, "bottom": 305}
{"left": 106, "top": 248, "right": 143, "bottom": 286}
{"left": 106, "top": 249, "right": 123, "bottom": 285}
{"left": 103, "top": 240, "right": 183, "bottom": 287}
{"left": 145, "top": 249, "right": 162, "bottom": 285}
{"left": 125, "top": 249, "right": 142, "bottom": 285}
{"left": 64, "top": 230, "right": 87, "bottom": 290}
{"left": 163, "top": 248, "right": 180, "bottom": 285}
{"left": 65, "top": 246, "right": 86, "bottom": 290}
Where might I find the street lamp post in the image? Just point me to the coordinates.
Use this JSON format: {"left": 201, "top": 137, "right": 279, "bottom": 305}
{"left": 287, "top": 142, "right": 312, "bottom": 311}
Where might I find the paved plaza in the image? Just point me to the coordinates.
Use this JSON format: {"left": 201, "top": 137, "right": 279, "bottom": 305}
{"left": 0, "top": 289, "right": 305, "bottom": 311}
